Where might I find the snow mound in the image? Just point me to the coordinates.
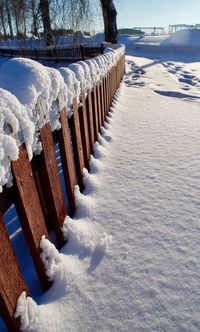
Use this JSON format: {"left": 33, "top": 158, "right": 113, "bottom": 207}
{"left": 40, "top": 235, "right": 62, "bottom": 281}
{"left": 0, "top": 88, "right": 36, "bottom": 192}
{"left": 14, "top": 292, "right": 39, "bottom": 331}
{"left": 161, "top": 29, "right": 200, "bottom": 47}
{"left": 0, "top": 58, "right": 67, "bottom": 131}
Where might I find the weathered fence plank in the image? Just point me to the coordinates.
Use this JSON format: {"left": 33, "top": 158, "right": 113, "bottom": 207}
{"left": 57, "top": 107, "right": 77, "bottom": 215}
{"left": 11, "top": 144, "right": 51, "bottom": 290}
{"left": 91, "top": 86, "right": 99, "bottom": 141}
{"left": 79, "top": 91, "right": 91, "bottom": 169}
{"left": 96, "top": 83, "right": 102, "bottom": 130}
{"left": 68, "top": 98, "right": 85, "bottom": 191}
{"left": 0, "top": 216, "right": 29, "bottom": 331}
{"left": 38, "top": 123, "right": 67, "bottom": 248}
{"left": 86, "top": 90, "right": 95, "bottom": 152}
{"left": 100, "top": 82, "right": 105, "bottom": 125}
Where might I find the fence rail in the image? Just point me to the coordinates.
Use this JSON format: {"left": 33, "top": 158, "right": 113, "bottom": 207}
{"left": 0, "top": 45, "right": 103, "bottom": 61}
{"left": 0, "top": 52, "right": 125, "bottom": 331}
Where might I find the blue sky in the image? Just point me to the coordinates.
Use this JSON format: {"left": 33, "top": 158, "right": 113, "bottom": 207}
{"left": 115, "top": 0, "right": 200, "bottom": 31}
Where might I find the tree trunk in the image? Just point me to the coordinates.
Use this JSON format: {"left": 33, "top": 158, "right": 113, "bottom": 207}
{"left": 31, "top": 0, "right": 38, "bottom": 36}
{"left": 13, "top": 5, "right": 20, "bottom": 38}
{"left": 39, "top": 0, "right": 53, "bottom": 46}
{"left": 100, "top": 0, "right": 117, "bottom": 44}
{"left": 0, "top": 6, "right": 7, "bottom": 38}
{"left": 6, "top": 1, "right": 13, "bottom": 38}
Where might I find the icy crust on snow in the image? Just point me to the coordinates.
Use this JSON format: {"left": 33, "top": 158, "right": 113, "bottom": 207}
{"left": 0, "top": 45, "right": 124, "bottom": 191}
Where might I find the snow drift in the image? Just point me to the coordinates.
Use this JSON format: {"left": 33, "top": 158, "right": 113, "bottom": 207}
{"left": 161, "top": 29, "right": 200, "bottom": 47}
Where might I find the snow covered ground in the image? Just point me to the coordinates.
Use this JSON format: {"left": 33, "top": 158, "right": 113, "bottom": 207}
{"left": 2, "top": 30, "right": 200, "bottom": 331}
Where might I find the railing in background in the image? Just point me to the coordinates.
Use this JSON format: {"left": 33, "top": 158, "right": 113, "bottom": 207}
{"left": 0, "top": 45, "right": 103, "bottom": 61}
{"left": 0, "top": 52, "right": 125, "bottom": 331}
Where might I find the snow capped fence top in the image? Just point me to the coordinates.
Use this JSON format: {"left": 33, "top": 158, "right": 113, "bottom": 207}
{"left": 0, "top": 44, "right": 125, "bottom": 192}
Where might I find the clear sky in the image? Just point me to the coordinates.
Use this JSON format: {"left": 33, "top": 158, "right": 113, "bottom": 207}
{"left": 115, "top": 0, "right": 200, "bottom": 31}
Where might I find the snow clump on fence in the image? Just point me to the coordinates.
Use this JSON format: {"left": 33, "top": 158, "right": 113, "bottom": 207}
{"left": 0, "top": 44, "right": 124, "bottom": 192}
{"left": 0, "top": 88, "right": 35, "bottom": 191}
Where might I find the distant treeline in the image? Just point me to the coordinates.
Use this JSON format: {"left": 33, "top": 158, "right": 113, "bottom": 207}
{"left": 118, "top": 28, "right": 145, "bottom": 35}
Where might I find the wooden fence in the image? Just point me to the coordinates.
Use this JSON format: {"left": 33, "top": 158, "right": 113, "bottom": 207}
{"left": 0, "top": 45, "right": 103, "bottom": 61}
{"left": 0, "top": 52, "right": 125, "bottom": 331}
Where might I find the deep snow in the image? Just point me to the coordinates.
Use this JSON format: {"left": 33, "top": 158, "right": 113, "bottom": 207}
{"left": 14, "top": 54, "right": 200, "bottom": 331}
{"left": 1, "top": 31, "right": 200, "bottom": 331}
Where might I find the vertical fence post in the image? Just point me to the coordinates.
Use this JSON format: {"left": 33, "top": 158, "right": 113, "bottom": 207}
{"left": 103, "top": 76, "right": 107, "bottom": 121}
{"left": 100, "top": 82, "right": 105, "bottom": 125}
{"left": 57, "top": 107, "right": 77, "bottom": 216}
{"left": 96, "top": 83, "right": 102, "bottom": 130}
{"left": 91, "top": 86, "right": 99, "bottom": 141}
{"left": 109, "top": 70, "right": 112, "bottom": 108}
{"left": 79, "top": 91, "right": 91, "bottom": 169}
{"left": 105, "top": 74, "right": 109, "bottom": 115}
{"left": 12, "top": 144, "right": 51, "bottom": 290}
{"left": 68, "top": 98, "right": 85, "bottom": 191}
{"left": 38, "top": 122, "right": 67, "bottom": 248}
{"left": 0, "top": 216, "right": 29, "bottom": 332}
{"left": 86, "top": 90, "right": 95, "bottom": 152}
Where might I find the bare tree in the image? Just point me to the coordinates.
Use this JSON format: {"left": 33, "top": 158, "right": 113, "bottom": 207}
{"left": 100, "top": 0, "right": 117, "bottom": 43}
{"left": 6, "top": 1, "right": 14, "bottom": 38}
{"left": 0, "top": 1, "right": 7, "bottom": 38}
{"left": 39, "top": 0, "right": 52, "bottom": 45}
{"left": 29, "top": 0, "right": 40, "bottom": 36}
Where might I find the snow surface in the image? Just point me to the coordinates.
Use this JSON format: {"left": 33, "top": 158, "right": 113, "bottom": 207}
{"left": 2, "top": 31, "right": 200, "bottom": 331}
{"left": 5, "top": 32, "right": 200, "bottom": 331}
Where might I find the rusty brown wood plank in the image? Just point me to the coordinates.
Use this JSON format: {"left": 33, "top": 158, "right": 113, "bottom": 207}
{"left": 100, "top": 81, "right": 104, "bottom": 126}
{"left": 57, "top": 107, "right": 77, "bottom": 216}
{"left": 91, "top": 87, "right": 99, "bottom": 142}
{"left": 105, "top": 76, "right": 109, "bottom": 116}
{"left": 31, "top": 155, "right": 51, "bottom": 232}
{"left": 0, "top": 216, "right": 29, "bottom": 331}
{"left": 103, "top": 77, "right": 107, "bottom": 121}
{"left": 39, "top": 123, "right": 67, "bottom": 248}
{"left": 86, "top": 90, "right": 95, "bottom": 151}
{"left": 108, "top": 71, "right": 112, "bottom": 110}
{"left": 96, "top": 83, "right": 102, "bottom": 130}
{"left": 12, "top": 144, "right": 51, "bottom": 290}
{"left": 79, "top": 91, "right": 90, "bottom": 169}
{"left": 68, "top": 98, "right": 84, "bottom": 191}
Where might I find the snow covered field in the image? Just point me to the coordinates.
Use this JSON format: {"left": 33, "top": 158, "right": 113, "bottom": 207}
{"left": 1, "top": 30, "right": 200, "bottom": 331}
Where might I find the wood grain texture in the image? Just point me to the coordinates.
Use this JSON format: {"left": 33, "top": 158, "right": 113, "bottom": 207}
{"left": 86, "top": 90, "right": 95, "bottom": 151}
{"left": 58, "top": 108, "right": 77, "bottom": 215}
{"left": 79, "top": 91, "right": 90, "bottom": 169}
{"left": 91, "top": 87, "right": 99, "bottom": 142}
{"left": 96, "top": 83, "right": 102, "bottom": 130}
{"left": 68, "top": 98, "right": 85, "bottom": 191}
{"left": 0, "top": 217, "right": 29, "bottom": 331}
{"left": 12, "top": 144, "right": 50, "bottom": 290}
{"left": 39, "top": 123, "right": 67, "bottom": 248}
